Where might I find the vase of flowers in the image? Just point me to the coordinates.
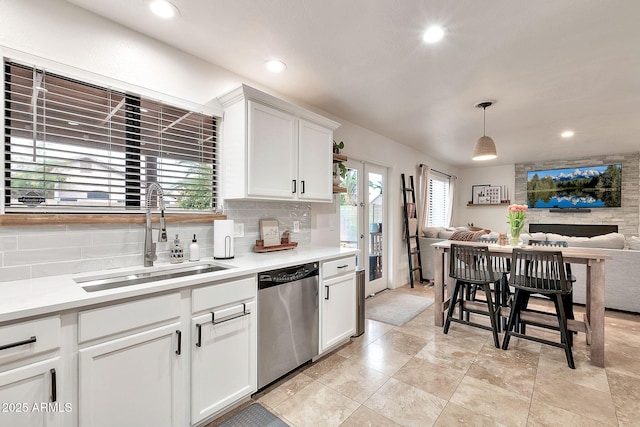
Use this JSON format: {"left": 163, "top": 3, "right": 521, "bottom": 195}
{"left": 507, "top": 204, "right": 528, "bottom": 246}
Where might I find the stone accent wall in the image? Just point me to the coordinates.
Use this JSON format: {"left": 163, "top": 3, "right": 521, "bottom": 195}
{"left": 515, "top": 152, "right": 639, "bottom": 238}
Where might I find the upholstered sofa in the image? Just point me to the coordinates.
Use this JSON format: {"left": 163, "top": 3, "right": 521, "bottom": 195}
{"left": 419, "top": 227, "right": 640, "bottom": 313}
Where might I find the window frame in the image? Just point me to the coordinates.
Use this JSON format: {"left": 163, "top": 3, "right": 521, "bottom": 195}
{"left": 427, "top": 173, "right": 450, "bottom": 228}
{"left": 1, "top": 52, "right": 221, "bottom": 219}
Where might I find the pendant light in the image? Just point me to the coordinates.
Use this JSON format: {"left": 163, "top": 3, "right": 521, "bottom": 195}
{"left": 472, "top": 101, "right": 497, "bottom": 161}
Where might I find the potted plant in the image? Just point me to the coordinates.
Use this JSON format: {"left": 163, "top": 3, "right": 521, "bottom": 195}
{"left": 333, "top": 162, "right": 347, "bottom": 185}
{"left": 333, "top": 140, "right": 344, "bottom": 154}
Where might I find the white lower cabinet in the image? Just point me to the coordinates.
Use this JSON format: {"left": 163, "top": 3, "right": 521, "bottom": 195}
{"left": 190, "top": 277, "right": 256, "bottom": 425}
{"left": 0, "top": 357, "right": 61, "bottom": 427}
{"left": 320, "top": 257, "right": 356, "bottom": 353}
{"left": 0, "top": 316, "right": 64, "bottom": 427}
{"left": 77, "top": 293, "right": 185, "bottom": 427}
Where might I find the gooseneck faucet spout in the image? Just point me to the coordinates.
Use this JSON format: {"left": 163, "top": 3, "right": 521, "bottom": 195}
{"left": 144, "top": 182, "right": 168, "bottom": 267}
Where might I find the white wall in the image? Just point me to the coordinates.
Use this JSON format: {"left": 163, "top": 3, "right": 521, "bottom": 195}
{"left": 456, "top": 164, "right": 515, "bottom": 234}
{"left": 0, "top": 0, "right": 458, "bottom": 287}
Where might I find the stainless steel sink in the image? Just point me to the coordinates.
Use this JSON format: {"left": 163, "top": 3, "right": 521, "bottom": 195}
{"left": 75, "top": 263, "right": 232, "bottom": 292}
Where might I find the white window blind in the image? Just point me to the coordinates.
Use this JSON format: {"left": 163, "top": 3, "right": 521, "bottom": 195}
{"left": 428, "top": 175, "right": 449, "bottom": 227}
{"left": 4, "top": 60, "right": 217, "bottom": 212}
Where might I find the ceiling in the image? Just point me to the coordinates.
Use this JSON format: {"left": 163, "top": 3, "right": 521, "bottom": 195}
{"left": 65, "top": 0, "right": 640, "bottom": 168}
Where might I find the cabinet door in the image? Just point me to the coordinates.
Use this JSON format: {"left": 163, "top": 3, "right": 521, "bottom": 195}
{"left": 0, "top": 357, "right": 61, "bottom": 427}
{"left": 298, "top": 119, "right": 333, "bottom": 201}
{"left": 78, "top": 323, "right": 184, "bottom": 427}
{"left": 191, "top": 300, "right": 256, "bottom": 424}
{"left": 321, "top": 273, "right": 356, "bottom": 352}
{"left": 247, "top": 101, "right": 297, "bottom": 198}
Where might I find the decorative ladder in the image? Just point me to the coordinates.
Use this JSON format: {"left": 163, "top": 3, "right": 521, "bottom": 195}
{"left": 401, "top": 174, "right": 424, "bottom": 288}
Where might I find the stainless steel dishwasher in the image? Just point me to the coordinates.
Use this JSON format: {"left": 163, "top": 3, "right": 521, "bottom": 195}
{"left": 257, "top": 262, "right": 319, "bottom": 389}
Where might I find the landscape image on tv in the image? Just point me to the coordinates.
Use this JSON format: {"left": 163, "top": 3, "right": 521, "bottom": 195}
{"left": 527, "top": 164, "right": 622, "bottom": 208}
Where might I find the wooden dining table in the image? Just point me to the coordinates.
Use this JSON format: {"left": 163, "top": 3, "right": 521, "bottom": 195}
{"left": 432, "top": 240, "right": 612, "bottom": 367}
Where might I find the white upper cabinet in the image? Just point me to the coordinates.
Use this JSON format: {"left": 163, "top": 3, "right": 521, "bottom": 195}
{"left": 219, "top": 85, "right": 340, "bottom": 202}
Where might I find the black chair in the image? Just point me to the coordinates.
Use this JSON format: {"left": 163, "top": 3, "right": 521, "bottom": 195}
{"left": 526, "top": 240, "right": 575, "bottom": 338}
{"left": 474, "top": 237, "right": 510, "bottom": 328}
{"left": 444, "top": 244, "right": 501, "bottom": 348}
{"left": 502, "top": 248, "right": 575, "bottom": 369}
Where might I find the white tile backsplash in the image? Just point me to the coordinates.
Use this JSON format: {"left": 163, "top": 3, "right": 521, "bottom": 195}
{"left": 0, "top": 200, "right": 316, "bottom": 283}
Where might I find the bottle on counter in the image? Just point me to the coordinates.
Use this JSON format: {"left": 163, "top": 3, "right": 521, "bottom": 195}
{"left": 170, "top": 234, "right": 184, "bottom": 264}
{"left": 189, "top": 234, "right": 200, "bottom": 262}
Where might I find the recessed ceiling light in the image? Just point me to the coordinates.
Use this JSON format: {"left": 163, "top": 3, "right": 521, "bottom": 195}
{"left": 148, "top": 0, "right": 180, "bottom": 19}
{"left": 265, "top": 60, "right": 287, "bottom": 73}
{"left": 68, "top": 121, "right": 80, "bottom": 126}
{"left": 561, "top": 130, "right": 575, "bottom": 138}
{"left": 423, "top": 25, "right": 445, "bottom": 44}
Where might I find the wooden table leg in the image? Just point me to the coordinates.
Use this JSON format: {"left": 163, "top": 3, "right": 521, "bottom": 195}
{"left": 588, "top": 260, "right": 605, "bottom": 367}
{"left": 434, "top": 247, "right": 445, "bottom": 327}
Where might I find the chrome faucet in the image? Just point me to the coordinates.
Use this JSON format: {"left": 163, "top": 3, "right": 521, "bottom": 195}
{"left": 144, "top": 182, "right": 168, "bottom": 267}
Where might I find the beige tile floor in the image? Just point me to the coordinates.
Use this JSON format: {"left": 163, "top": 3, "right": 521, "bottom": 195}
{"left": 211, "top": 284, "right": 640, "bottom": 426}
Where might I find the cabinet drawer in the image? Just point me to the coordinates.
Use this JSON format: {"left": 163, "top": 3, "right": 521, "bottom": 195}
{"left": 322, "top": 256, "right": 356, "bottom": 279}
{"left": 0, "top": 316, "right": 60, "bottom": 365}
{"left": 192, "top": 276, "right": 256, "bottom": 313}
{"left": 78, "top": 293, "right": 181, "bottom": 344}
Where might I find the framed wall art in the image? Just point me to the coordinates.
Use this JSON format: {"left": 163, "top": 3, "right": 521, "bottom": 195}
{"left": 259, "top": 219, "right": 281, "bottom": 247}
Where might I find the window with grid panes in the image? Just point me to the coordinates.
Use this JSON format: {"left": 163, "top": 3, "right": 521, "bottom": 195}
{"left": 3, "top": 60, "right": 217, "bottom": 212}
{"left": 427, "top": 174, "right": 449, "bottom": 227}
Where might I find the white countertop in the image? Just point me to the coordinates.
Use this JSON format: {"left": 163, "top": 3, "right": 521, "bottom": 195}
{"left": 0, "top": 247, "right": 358, "bottom": 324}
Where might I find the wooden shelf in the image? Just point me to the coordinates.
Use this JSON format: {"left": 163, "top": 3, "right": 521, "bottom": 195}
{"left": 333, "top": 186, "right": 347, "bottom": 193}
{"left": 0, "top": 213, "right": 226, "bottom": 226}
{"left": 333, "top": 153, "right": 347, "bottom": 162}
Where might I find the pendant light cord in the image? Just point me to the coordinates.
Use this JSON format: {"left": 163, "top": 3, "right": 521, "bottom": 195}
{"left": 483, "top": 106, "right": 486, "bottom": 136}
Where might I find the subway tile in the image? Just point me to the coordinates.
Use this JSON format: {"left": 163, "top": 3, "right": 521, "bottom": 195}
{"left": 4, "top": 248, "right": 82, "bottom": 267}
{"left": 0, "top": 266, "right": 31, "bottom": 282}
{"left": 91, "top": 229, "right": 144, "bottom": 246}
{"left": 0, "top": 236, "right": 18, "bottom": 252}
{"left": 82, "top": 243, "right": 141, "bottom": 258}
{"left": 18, "top": 232, "right": 92, "bottom": 250}
{"left": 31, "top": 259, "right": 105, "bottom": 278}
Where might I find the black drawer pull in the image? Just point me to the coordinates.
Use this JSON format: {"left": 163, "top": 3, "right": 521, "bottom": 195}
{"left": 175, "top": 330, "right": 182, "bottom": 355}
{"left": 195, "top": 324, "right": 202, "bottom": 348}
{"left": 50, "top": 368, "right": 57, "bottom": 402}
{"left": 337, "top": 265, "right": 349, "bottom": 269}
{"left": 212, "top": 303, "right": 249, "bottom": 325}
{"left": 0, "top": 336, "right": 36, "bottom": 351}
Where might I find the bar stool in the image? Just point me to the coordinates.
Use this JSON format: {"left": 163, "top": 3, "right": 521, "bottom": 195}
{"left": 502, "top": 248, "right": 575, "bottom": 369}
{"left": 474, "top": 237, "right": 510, "bottom": 329}
{"left": 443, "top": 244, "right": 501, "bottom": 348}
{"left": 526, "top": 240, "right": 575, "bottom": 342}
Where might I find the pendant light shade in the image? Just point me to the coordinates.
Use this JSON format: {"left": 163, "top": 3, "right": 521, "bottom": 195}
{"left": 472, "top": 101, "right": 497, "bottom": 161}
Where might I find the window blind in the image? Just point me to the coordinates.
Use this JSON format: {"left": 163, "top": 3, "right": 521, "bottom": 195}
{"left": 4, "top": 60, "right": 217, "bottom": 212}
{"left": 428, "top": 175, "right": 449, "bottom": 227}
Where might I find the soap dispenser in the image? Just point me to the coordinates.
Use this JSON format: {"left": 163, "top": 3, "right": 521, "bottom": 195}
{"left": 189, "top": 234, "right": 200, "bottom": 262}
{"left": 170, "top": 234, "right": 184, "bottom": 264}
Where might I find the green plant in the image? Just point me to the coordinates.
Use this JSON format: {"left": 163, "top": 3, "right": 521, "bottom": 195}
{"left": 333, "top": 140, "right": 344, "bottom": 153}
{"left": 333, "top": 162, "right": 347, "bottom": 179}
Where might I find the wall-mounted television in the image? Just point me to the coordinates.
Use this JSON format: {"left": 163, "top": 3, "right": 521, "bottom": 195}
{"left": 526, "top": 164, "right": 622, "bottom": 208}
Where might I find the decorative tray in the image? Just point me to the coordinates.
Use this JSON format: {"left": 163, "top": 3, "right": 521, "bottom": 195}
{"left": 253, "top": 239, "right": 298, "bottom": 253}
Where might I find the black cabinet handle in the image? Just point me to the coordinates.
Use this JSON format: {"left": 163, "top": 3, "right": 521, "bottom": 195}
{"left": 337, "top": 264, "right": 348, "bottom": 269}
{"left": 325, "top": 285, "right": 330, "bottom": 300}
{"left": 292, "top": 180, "right": 297, "bottom": 193}
{"left": 0, "top": 336, "right": 36, "bottom": 351}
{"left": 195, "top": 324, "right": 202, "bottom": 348}
{"left": 301, "top": 180, "right": 305, "bottom": 194}
{"left": 175, "top": 330, "right": 182, "bottom": 355}
{"left": 50, "top": 368, "right": 57, "bottom": 402}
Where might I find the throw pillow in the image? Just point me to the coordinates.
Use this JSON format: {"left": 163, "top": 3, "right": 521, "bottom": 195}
{"left": 449, "top": 230, "right": 485, "bottom": 241}
{"left": 628, "top": 236, "right": 640, "bottom": 251}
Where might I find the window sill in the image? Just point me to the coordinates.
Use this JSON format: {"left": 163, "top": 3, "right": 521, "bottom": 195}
{"left": 0, "top": 213, "right": 226, "bottom": 226}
